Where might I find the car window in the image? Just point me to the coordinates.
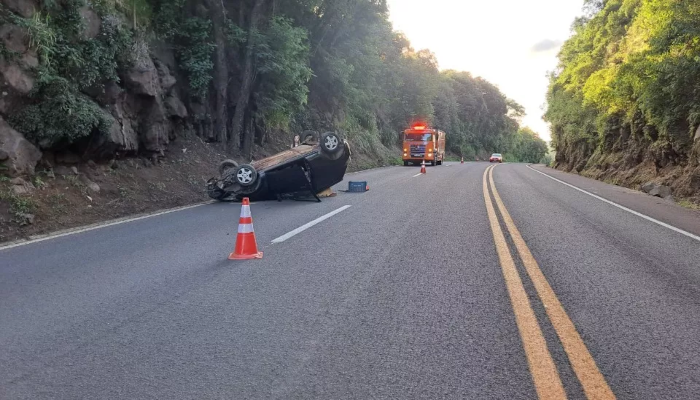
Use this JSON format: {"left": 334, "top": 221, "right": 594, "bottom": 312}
{"left": 405, "top": 133, "right": 433, "bottom": 141}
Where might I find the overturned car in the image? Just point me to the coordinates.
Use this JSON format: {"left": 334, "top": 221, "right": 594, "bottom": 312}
{"left": 206, "top": 131, "right": 351, "bottom": 202}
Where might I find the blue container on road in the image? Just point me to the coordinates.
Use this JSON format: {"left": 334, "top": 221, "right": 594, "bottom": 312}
{"left": 348, "top": 181, "right": 368, "bottom": 192}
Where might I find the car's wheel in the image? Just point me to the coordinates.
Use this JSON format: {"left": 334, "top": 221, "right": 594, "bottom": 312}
{"left": 319, "top": 131, "right": 344, "bottom": 160}
{"left": 301, "top": 130, "right": 319, "bottom": 145}
{"left": 218, "top": 159, "right": 239, "bottom": 176}
{"left": 404, "top": 161, "right": 409, "bottom": 166}
{"left": 234, "top": 164, "right": 258, "bottom": 187}
{"left": 431, "top": 160, "right": 436, "bottom": 166}
{"left": 238, "top": 174, "right": 263, "bottom": 195}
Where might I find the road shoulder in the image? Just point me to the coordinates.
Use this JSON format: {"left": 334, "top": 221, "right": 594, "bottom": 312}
{"left": 528, "top": 164, "right": 700, "bottom": 239}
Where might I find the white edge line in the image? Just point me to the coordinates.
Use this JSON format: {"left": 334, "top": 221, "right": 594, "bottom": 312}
{"left": 0, "top": 201, "right": 214, "bottom": 251}
{"left": 526, "top": 165, "right": 700, "bottom": 242}
{"left": 412, "top": 173, "right": 423, "bottom": 178}
{"left": 272, "top": 205, "right": 351, "bottom": 244}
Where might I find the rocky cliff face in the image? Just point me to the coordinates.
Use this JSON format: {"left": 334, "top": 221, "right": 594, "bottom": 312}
{"left": 0, "top": 0, "right": 191, "bottom": 177}
{"left": 551, "top": 118, "right": 700, "bottom": 204}
{"left": 0, "top": 116, "right": 41, "bottom": 175}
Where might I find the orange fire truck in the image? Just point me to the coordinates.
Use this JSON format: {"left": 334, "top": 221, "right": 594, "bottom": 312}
{"left": 402, "top": 123, "right": 446, "bottom": 166}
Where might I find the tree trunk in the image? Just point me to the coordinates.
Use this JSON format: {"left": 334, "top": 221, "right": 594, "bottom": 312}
{"left": 229, "top": 0, "right": 266, "bottom": 153}
{"left": 239, "top": 2, "right": 245, "bottom": 28}
{"left": 204, "top": 0, "right": 228, "bottom": 145}
{"left": 243, "top": 112, "right": 254, "bottom": 158}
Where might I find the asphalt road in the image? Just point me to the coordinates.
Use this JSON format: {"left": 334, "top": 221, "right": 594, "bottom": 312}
{"left": 2, "top": 162, "right": 700, "bottom": 399}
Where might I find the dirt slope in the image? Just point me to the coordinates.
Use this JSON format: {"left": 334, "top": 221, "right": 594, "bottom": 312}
{"left": 0, "top": 134, "right": 397, "bottom": 244}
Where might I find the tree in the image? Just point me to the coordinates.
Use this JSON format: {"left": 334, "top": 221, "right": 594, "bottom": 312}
{"left": 230, "top": 0, "right": 268, "bottom": 156}
{"left": 5, "top": 0, "right": 536, "bottom": 165}
{"left": 545, "top": 0, "right": 700, "bottom": 172}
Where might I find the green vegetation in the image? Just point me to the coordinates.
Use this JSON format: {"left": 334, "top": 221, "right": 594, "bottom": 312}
{"left": 152, "top": 0, "right": 214, "bottom": 98}
{"left": 546, "top": 0, "right": 700, "bottom": 171}
{"left": 678, "top": 199, "right": 700, "bottom": 210}
{"left": 0, "top": 0, "right": 547, "bottom": 162}
{"left": 2, "top": 0, "right": 133, "bottom": 148}
{"left": 504, "top": 127, "right": 550, "bottom": 163}
{"left": 540, "top": 152, "right": 554, "bottom": 167}
{"left": 254, "top": 17, "right": 312, "bottom": 129}
{"left": 281, "top": 2, "right": 547, "bottom": 161}
{"left": 0, "top": 189, "right": 37, "bottom": 223}
{"left": 11, "top": 77, "right": 110, "bottom": 146}
{"left": 32, "top": 175, "right": 45, "bottom": 188}
{"left": 0, "top": 165, "right": 9, "bottom": 181}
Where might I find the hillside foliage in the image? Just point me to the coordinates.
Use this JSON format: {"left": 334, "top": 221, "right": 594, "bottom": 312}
{"left": 546, "top": 0, "right": 700, "bottom": 172}
{"left": 2, "top": 0, "right": 547, "bottom": 163}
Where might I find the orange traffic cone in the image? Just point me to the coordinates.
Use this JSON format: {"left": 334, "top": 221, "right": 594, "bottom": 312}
{"left": 229, "top": 198, "right": 263, "bottom": 260}
{"left": 420, "top": 160, "right": 427, "bottom": 174}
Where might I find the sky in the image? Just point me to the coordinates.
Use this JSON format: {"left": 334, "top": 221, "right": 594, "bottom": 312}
{"left": 386, "top": 0, "right": 585, "bottom": 143}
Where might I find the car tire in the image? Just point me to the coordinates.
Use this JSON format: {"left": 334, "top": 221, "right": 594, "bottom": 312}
{"left": 301, "top": 131, "right": 319, "bottom": 145}
{"left": 234, "top": 164, "right": 258, "bottom": 187}
{"left": 218, "top": 159, "right": 239, "bottom": 176}
{"left": 404, "top": 161, "right": 409, "bottom": 166}
{"left": 319, "top": 132, "right": 344, "bottom": 160}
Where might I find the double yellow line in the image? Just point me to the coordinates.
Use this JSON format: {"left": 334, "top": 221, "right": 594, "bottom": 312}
{"left": 483, "top": 165, "right": 615, "bottom": 400}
